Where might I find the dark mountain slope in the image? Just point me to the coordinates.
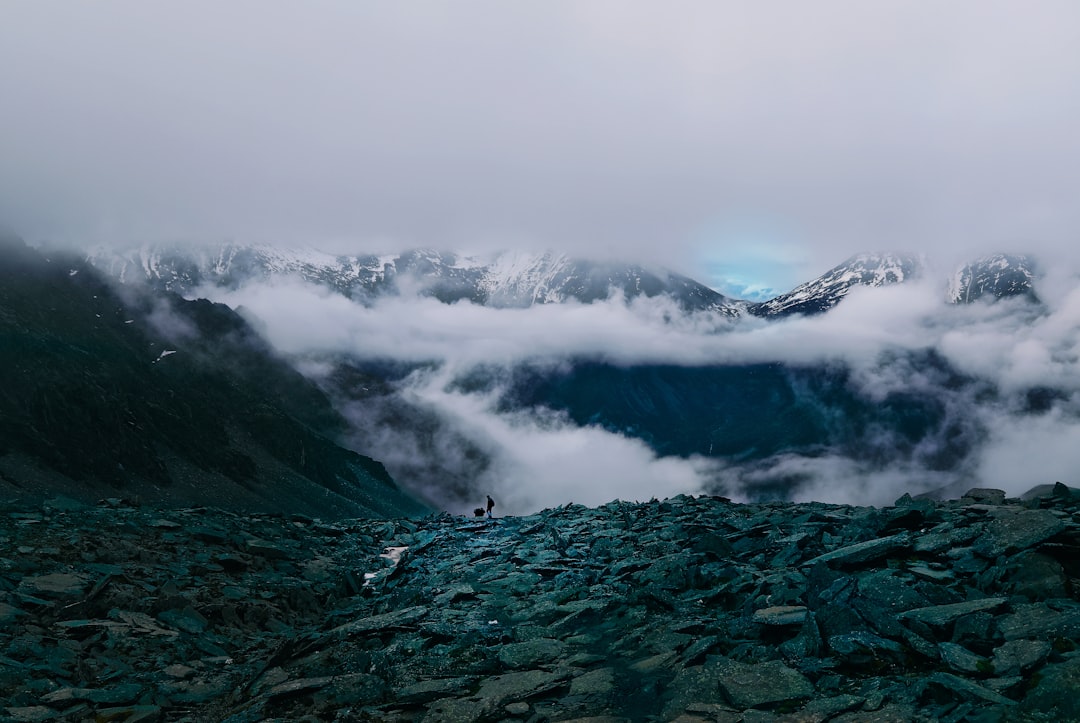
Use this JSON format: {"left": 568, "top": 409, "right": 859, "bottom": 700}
{"left": 0, "top": 237, "right": 428, "bottom": 518}
{"left": 499, "top": 356, "right": 983, "bottom": 492}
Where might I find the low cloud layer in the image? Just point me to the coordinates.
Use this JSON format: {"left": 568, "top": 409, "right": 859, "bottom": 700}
{"left": 202, "top": 261, "right": 1080, "bottom": 513}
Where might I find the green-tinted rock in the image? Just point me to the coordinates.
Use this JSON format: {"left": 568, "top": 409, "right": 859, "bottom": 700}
{"left": 898, "top": 598, "right": 1007, "bottom": 628}
{"left": 973, "top": 509, "right": 1065, "bottom": 558}
{"left": 714, "top": 659, "right": 814, "bottom": 709}
{"left": 752, "top": 605, "right": 808, "bottom": 626}
{"left": 997, "top": 602, "right": 1080, "bottom": 640}
{"left": 990, "top": 639, "right": 1051, "bottom": 677}
{"left": 1020, "top": 657, "right": 1080, "bottom": 718}
{"left": 803, "top": 534, "right": 909, "bottom": 568}
{"left": 498, "top": 638, "right": 567, "bottom": 669}
{"left": 938, "top": 642, "right": 986, "bottom": 674}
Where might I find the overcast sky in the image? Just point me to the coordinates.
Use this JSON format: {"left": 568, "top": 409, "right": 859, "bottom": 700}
{"left": 3, "top": 1, "right": 1080, "bottom": 290}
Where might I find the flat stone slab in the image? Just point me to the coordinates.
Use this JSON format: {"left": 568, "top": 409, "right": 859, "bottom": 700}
{"left": 498, "top": 638, "right": 567, "bottom": 669}
{"left": 802, "top": 533, "right": 909, "bottom": 568}
{"left": 991, "top": 639, "right": 1052, "bottom": 677}
{"left": 19, "top": 573, "right": 87, "bottom": 598}
{"left": 714, "top": 659, "right": 814, "bottom": 709}
{"left": 898, "top": 597, "right": 1007, "bottom": 627}
{"left": 973, "top": 509, "right": 1065, "bottom": 558}
{"left": 331, "top": 605, "right": 428, "bottom": 636}
{"left": 998, "top": 603, "right": 1080, "bottom": 640}
{"left": 396, "top": 677, "right": 476, "bottom": 705}
{"left": 926, "top": 672, "right": 1017, "bottom": 706}
{"left": 752, "top": 606, "right": 808, "bottom": 626}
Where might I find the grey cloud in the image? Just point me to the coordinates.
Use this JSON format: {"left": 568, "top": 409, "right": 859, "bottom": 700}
{"left": 3, "top": 2, "right": 1080, "bottom": 282}
{"left": 205, "top": 262, "right": 1080, "bottom": 511}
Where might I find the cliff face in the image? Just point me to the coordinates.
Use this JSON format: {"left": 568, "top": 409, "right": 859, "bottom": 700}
{"left": 3, "top": 486, "right": 1078, "bottom": 721}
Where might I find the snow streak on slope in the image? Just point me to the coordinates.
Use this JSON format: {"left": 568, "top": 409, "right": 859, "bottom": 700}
{"left": 947, "top": 254, "right": 1037, "bottom": 304}
{"left": 751, "top": 253, "right": 921, "bottom": 317}
{"left": 480, "top": 250, "right": 575, "bottom": 306}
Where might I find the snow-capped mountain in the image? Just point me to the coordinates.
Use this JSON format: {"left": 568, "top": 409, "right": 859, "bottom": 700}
{"left": 749, "top": 253, "right": 922, "bottom": 317}
{"left": 86, "top": 244, "right": 745, "bottom": 315}
{"left": 947, "top": 254, "right": 1038, "bottom": 304}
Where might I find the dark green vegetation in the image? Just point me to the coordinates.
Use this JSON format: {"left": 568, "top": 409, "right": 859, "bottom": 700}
{"left": 500, "top": 356, "right": 981, "bottom": 484}
{"left": 3, "top": 487, "right": 1080, "bottom": 721}
{"left": 0, "top": 237, "right": 427, "bottom": 519}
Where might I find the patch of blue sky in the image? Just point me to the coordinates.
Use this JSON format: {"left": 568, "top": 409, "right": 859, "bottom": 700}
{"left": 689, "top": 216, "right": 815, "bottom": 301}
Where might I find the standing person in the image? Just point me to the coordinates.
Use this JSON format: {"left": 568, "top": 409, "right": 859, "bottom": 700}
{"left": 486, "top": 495, "right": 495, "bottom": 518}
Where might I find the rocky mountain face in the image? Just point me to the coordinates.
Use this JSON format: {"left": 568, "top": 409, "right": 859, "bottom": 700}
{"left": 3, "top": 485, "right": 1079, "bottom": 721}
{"left": 947, "top": 254, "right": 1038, "bottom": 304}
{"left": 0, "top": 237, "right": 427, "bottom": 519}
{"left": 748, "top": 253, "right": 922, "bottom": 318}
{"left": 86, "top": 244, "right": 744, "bottom": 314}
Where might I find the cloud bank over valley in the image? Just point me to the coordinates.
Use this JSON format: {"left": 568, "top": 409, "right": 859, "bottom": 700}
{"left": 191, "top": 258, "right": 1080, "bottom": 514}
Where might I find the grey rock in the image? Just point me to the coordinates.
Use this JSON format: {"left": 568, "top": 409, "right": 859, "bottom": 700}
{"left": 938, "top": 642, "right": 987, "bottom": 674}
{"left": 0, "top": 601, "right": 25, "bottom": 625}
{"left": 498, "top": 638, "right": 567, "bottom": 669}
{"left": 93, "top": 706, "right": 161, "bottom": 722}
{"left": 898, "top": 597, "right": 1008, "bottom": 627}
{"left": 973, "top": 509, "right": 1065, "bottom": 558}
{"left": 569, "top": 667, "right": 615, "bottom": 697}
{"left": 1020, "top": 657, "right": 1080, "bottom": 718}
{"left": 831, "top": 704, "right": 916, "bottom": 722}
{"left": 1002, "top": 550, "right": 1068, "bottom": 599}
{"left": 828, "top": 632, "right": 904, "bottom": 658}
{"left": 19, "top": 573, "right": 86, "bottom": 598}
{"left": 752, "top": 605, "right": 808, "bottom": 626}
{"left": 990, "top": 639, "right": 1052, "bottom": 677}
{"left": 961, "top": 488, "right": 1006, "bottom": 505}
{"left": 3, "top": 707, "right": 57, "bottom": 722}
{"left": 923, "top": 672, "right": 1017, "bottom": 706}
{"left": 997, "top": 602, "right": 1080, "bottom": 640}
{"left": 714, "top": 659, "right": 814, "bottom": 709}
{"left": 41, "top": 683, "right": 142, "bottom": 705}
{"left": 330, "top": 604, "right": 429, "bottom": 636}
{"left": 423, "top": 669, "right": 570, "bottom": 722}
{"left": 396, "top": 677, "right": 476, "bottom": 705}
{"left": 913, "top": 524, "right": 981, "bottom": 554}
{"left": 803, "top": 533, "right": 910, "bottom": 568}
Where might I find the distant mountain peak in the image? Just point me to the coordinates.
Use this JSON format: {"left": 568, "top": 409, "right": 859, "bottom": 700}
{"left": 750, "top": 252, "right": 922, "bottom": 317}
{"left": 947, "top": 253, "right": 1038, "bottom": 304}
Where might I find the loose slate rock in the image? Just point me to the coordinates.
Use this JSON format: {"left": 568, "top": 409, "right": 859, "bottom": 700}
{"left": 802, "top": 533, "right": 910, "bottom": 568}
{"left": 752, "top": 605, "right": 808, "bottom": 626}
{"left": 714, "top": 659, "right": 814, "bottom": 709}
{"left": 1020, "top": 657, "right": 1080, "bottom": 718}
{"left": 20, "top": 573, "right": 86, "bottom": 597}
{"left": 991, "top": 639, "right": 1052, "bottom": 677}
{"left": 973, "top": 508, "right": 1065, "bottom": 558}
{"left": 897, "top": 597, "right": 1007, "bottom": 627}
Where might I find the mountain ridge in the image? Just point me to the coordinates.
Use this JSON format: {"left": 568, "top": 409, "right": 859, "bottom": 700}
{"left": 85, "top": 243, "right": 1042, "bottom": 320}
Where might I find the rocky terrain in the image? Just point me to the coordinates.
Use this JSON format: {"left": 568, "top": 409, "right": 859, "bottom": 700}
{"left": 3, "top": 485, "right": 1080, "bottom": 722}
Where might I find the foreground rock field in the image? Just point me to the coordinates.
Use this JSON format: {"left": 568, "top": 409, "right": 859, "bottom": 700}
{"left": 2, "top": 486, "right": 1080, "bottom": 722}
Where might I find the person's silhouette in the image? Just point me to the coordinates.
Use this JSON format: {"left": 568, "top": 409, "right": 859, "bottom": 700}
{"left": 486, "top": 495, "right": 495, "bottom": 518}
